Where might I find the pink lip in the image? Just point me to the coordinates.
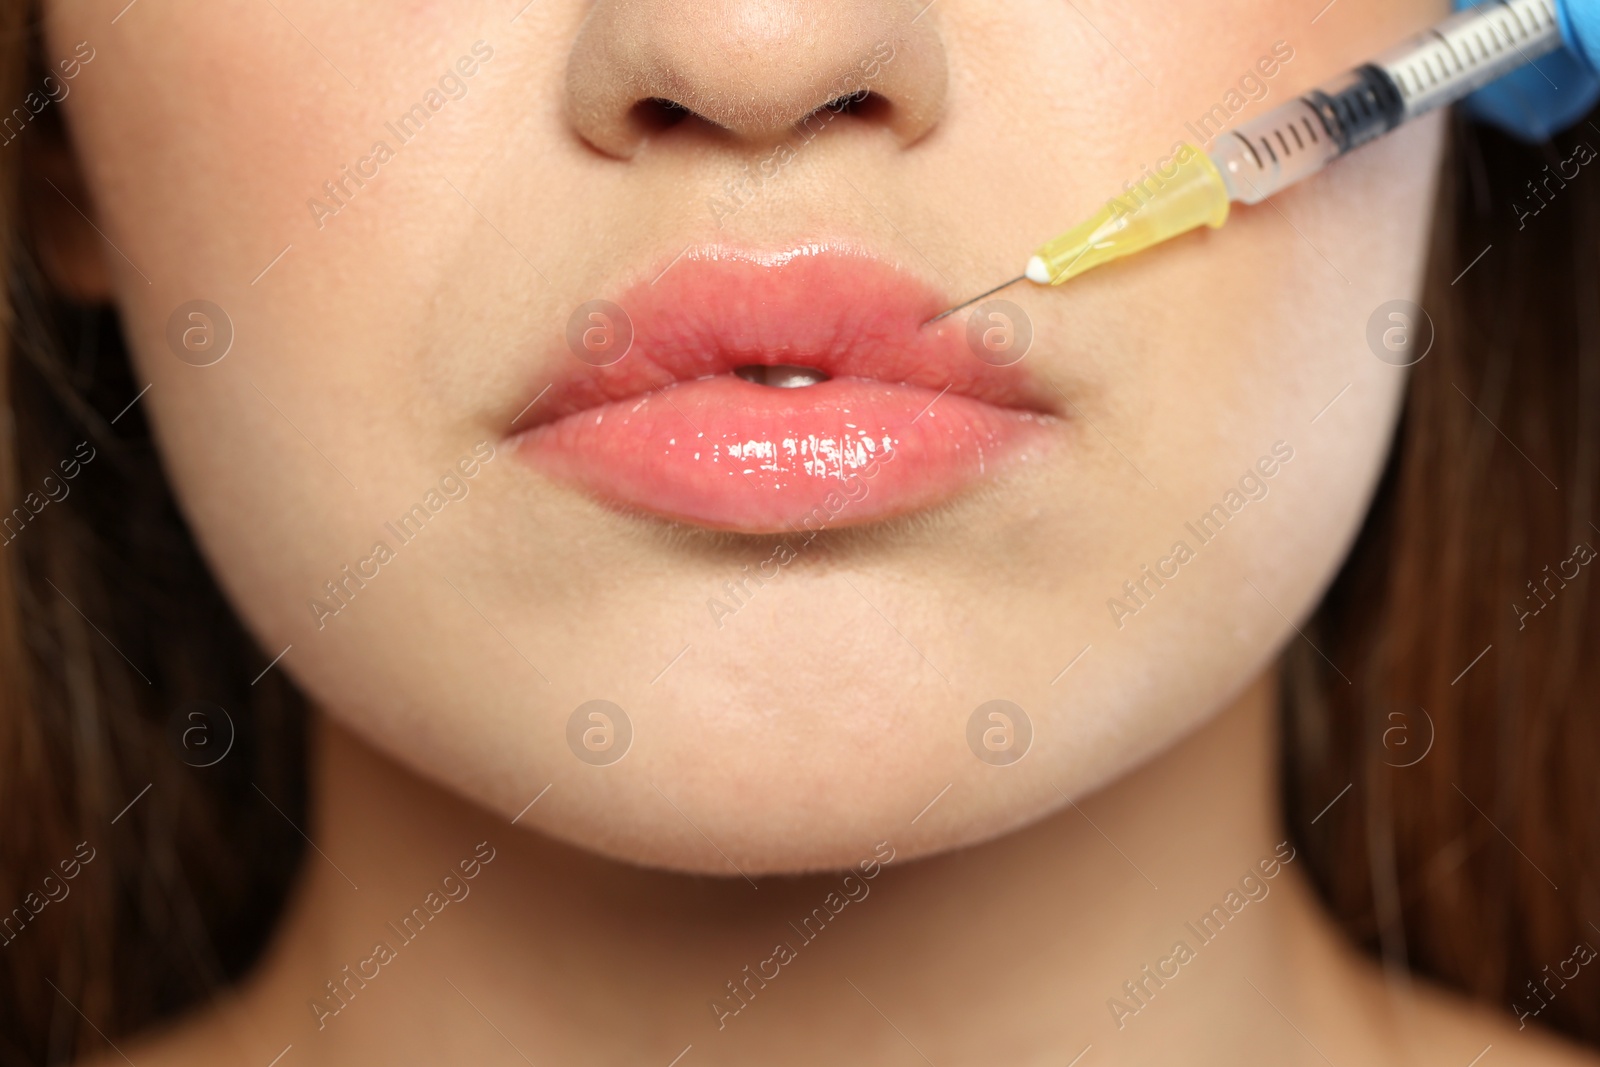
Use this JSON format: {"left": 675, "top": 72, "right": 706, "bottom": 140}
{"left": 512, "top": 246, "right": 1059, "bottom": 532}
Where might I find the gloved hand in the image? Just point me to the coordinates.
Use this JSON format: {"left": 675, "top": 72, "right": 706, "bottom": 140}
{"left": 1564, "top": 0, "right": 1600, "bottom": 67}
{"left": 1457, "top": 0, "right": 1600, "bottom": 140}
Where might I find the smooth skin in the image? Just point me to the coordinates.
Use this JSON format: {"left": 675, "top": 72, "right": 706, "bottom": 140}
{"left": 32, "top": 0, "right": 1598, "bottom": 1062}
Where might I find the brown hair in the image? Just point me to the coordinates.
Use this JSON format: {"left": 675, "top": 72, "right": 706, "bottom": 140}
{"left": 1287, "top": 114, "right": 1600, "bottom": 1039}
{"left": 0, "top": 10, "right": 1596, "bottom": 1066}
{"left": 0, "top": 13, "right": 307, "bottom": 1065}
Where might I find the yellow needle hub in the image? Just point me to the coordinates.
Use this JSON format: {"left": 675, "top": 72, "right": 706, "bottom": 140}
{"left": 1026, "top": 145, "right": 1231, "bottom": 286}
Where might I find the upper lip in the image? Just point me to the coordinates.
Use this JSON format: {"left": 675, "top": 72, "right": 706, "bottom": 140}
{"left": 510, "top": 244, "right": 1056, "bottom": 433}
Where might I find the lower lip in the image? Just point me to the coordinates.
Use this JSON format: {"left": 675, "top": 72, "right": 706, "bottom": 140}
{"left": 524, "top": 375, "right": 1051, "bottom": 532}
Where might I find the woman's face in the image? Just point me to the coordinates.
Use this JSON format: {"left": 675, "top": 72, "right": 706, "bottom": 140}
{"left": 46, "top": 0, "right": 1442, "bottom": 874}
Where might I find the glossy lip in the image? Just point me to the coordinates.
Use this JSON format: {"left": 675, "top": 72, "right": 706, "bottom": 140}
{"left": 511, "top": 245, "right": 1060, "bottom": 533}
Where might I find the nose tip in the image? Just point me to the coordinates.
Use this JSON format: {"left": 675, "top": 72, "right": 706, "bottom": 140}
{"left": 564, "top": 0, "right": 947, "bottom": 158}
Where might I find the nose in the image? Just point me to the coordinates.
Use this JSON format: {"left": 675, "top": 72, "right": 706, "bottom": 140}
{"left": 563, "top": 0, "right": 947, "bottom": 158}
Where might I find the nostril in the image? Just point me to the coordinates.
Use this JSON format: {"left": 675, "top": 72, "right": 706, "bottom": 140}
{"left": 626, "top": 90, "right": 894, "bottom": 147}
{"left": 629, "top": 96, "right": 692, "bottom": 136}
{"left": 821, "top": 90, "right": 889, "bottom": 120}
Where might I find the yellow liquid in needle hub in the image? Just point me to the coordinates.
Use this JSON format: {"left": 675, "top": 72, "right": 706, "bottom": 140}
{"left": 1026, "top": 145, "right": 1231, "bottom": 285}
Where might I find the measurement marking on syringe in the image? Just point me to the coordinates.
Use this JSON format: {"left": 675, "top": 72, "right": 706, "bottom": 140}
{"left": 1431, "top": 30, "right": 1465, "bottom": 75}
{"left": 1504, "top": 1, "right": 1534, "bottom": 37}
{"left": 1426, "top": 52, "right": 1448, "bottom": 86}
{"left": 1489, "top": 14, "right": 1530, "bottom": 53}
{"left": 1433, "top": 32, "right": 1462, "bottom": 73}
{"left": 1232, "top": 131, "right": 1263, "bottom": 170}
{"left": 1478, "top": 19, "right": 1558, "bottom": 91}
{"left": 1484, "top": 15, "right": 1514, "bottom": 51}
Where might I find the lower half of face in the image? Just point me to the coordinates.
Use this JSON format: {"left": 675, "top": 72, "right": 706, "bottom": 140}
{"left": 49, "top": 0, "right": 1443, "bottom": 873}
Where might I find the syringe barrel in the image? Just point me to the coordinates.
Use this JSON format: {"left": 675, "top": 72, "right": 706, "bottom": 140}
{"left": 1375, "top": 0, "right": 1563, "bottom": 120}
{"left": 1210, "top": 98, "right": 1343, "bottom": 205}
{"left": 1211, "top": 0, "right": 1563, "bottom": 204}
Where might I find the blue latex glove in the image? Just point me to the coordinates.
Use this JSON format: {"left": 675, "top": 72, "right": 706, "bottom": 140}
{"left": 1456, "top": 0, "right": 1600, "bottom": 140}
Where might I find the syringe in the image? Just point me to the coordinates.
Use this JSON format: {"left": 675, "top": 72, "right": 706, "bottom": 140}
{"left": 931, "top": 0, "right": 1564, "bottom": 321}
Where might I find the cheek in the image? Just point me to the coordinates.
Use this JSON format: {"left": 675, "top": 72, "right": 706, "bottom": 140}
{"left": 43, "top": 2, "right": 529, "bottom": 627}
{"left": 965, "top": 110, "right": 1442, "bottom": 811}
